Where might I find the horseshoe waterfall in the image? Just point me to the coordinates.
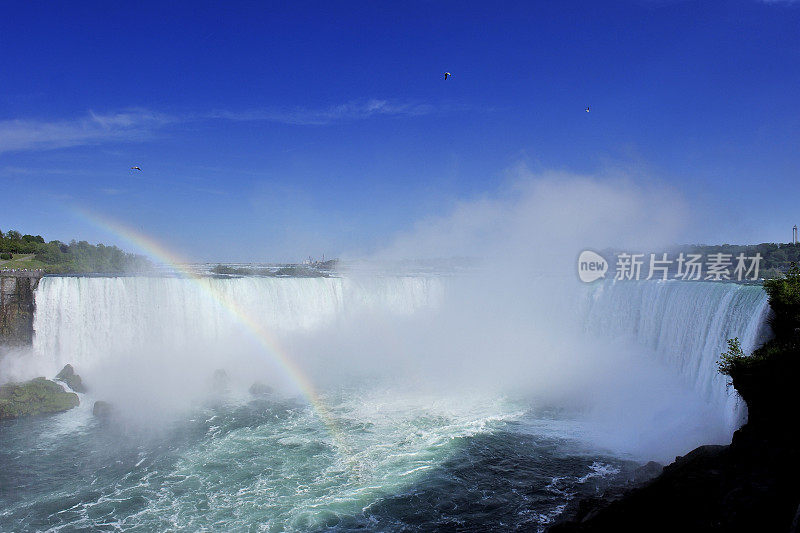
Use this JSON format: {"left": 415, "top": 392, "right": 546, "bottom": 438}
{"left": 0, "top": 275, "right": 770, "bottom": 532}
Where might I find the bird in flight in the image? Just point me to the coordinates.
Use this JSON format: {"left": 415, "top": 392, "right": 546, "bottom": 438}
{"left": 130, "top": 166, "right": 142, "bottom": 171}
{"left": 585, "top": 106, "right": 590, "bottom": 113}
{"left": 444, "top": 72, "right": 451, "bottom": 80}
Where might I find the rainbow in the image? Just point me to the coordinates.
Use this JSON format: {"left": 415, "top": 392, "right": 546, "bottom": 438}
{"left": 71, "top": 208, "right": 352, "bottom": 456}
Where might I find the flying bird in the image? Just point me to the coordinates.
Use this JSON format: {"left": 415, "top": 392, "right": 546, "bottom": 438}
{"left": 130, "top": 166, "right": 142, "bottom": 171}
{"left": 585, "top": 106, "right": 590, "bottom": 113}
{"left": 444, "top": 72, "right": 451, "bottom": 80}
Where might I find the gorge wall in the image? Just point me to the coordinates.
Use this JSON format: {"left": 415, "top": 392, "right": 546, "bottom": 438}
{"left": 0, "top": 272, "right": 42, "bottom": 346}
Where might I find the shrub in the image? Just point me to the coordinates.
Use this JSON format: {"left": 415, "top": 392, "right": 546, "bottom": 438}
{"left": 763, "top": 262, "right": 800, "bottom": 338}
{"left": 0, "top": 252, "right": 11, "bottom": 260}
{"left": 719, "top": 264, "right": 800, "bottom": 376}
{"left": 718, "top": 337, "right": 747, "bottom": 376}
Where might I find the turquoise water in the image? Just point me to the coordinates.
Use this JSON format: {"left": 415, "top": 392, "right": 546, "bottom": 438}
{"left": 0, "top": 388, "right": 634, "bottom": 532}
{"left": 0, "top": 276, "right": 770, "bottom": 531}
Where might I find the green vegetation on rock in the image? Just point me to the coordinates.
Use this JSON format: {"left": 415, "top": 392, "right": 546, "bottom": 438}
{"left": 763, "top": 263, "right": 800, "bottom": 338}
{"left": 0, "top": 228, "right": 151, "bottom": 274}
{"left": 719, "top": 263, "right": 800, "bottom": 377}
{"left": 0, "top": 378, "right": 80, "bottom": 420}
{"left": 717, "top": 337, "right": 747, "bottom": 376}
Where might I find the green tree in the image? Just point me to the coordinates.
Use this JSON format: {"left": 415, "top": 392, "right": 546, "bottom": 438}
{"left": 718, "top": 337, "right": 746, "bottom": 376}
{"left": 763, "top": 262, "right": 800, "bottom": 338}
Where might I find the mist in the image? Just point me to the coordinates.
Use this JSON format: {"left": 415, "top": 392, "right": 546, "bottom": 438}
{"left": 280, "top": 170, "right": 727, "bottom": 461}
{"left": 1, "top": 170, "right": 735, "bottom": 462}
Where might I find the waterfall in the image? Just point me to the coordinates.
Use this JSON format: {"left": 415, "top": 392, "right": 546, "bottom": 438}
{"left": 29, "top": 275, "right": 443, "bottom": 377}
{"left": 19, "top": 275, "right": 770, "bottom": 434}
{"left": 581, "top": 280, "right": 770, "bottom": 430}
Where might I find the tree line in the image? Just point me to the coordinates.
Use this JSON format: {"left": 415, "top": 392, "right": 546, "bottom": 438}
{"left": 0, "top": 228, "right": 151, "bottom": 273}
{"left": 684, "top": 243, "right": 800, "bottom": 279}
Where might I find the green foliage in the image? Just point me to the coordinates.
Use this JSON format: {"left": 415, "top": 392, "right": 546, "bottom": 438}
{"left": 0, "top": 253, "right": 11, "bottom": 260}
{"left": 0, "top": 378, "right": 79, "bottom": 420}
{"left": 718, "top": 337, "right": 747, "bottom": 376}
{"left": 0, "top": 229, "right": 151, "bottom": 273}
{"left": 21, "top": 234, "right": 44, "bottom": 244}
{"left": 763, "top": 262, "right": 800, "bottom": 338}
{"left": 686, "top": 242, "right": 800, "bottom": 276}
{"left": 719, "top": 263, "right": 800, "bottom": 376}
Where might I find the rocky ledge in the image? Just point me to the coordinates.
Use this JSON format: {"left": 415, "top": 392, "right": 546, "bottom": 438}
{"left": 0, "top": 377, "right": 79, "bottom": 420}
{"left": 55, "top": 363, "right": 87, "bottom": 393}
{"left": 550, "top": 426, "right": 800, "bottom": 532}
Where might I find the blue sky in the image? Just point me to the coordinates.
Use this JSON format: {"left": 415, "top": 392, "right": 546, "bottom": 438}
{"left": 1, "top": 0, "right": 798, "bottom": 261}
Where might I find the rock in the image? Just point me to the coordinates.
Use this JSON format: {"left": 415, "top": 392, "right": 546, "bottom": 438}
{"left": 0, "top": 378, "right": 79, "bottom": 420}
{"left": 666, "top": 444, "right": 727, "bottom": 474}
{"left": 551, "top": 386, "right": 800, "bottom": 532}
{"left": 631, "top": 461, "right": 663, "bottom": 484}
{"left": 55, "top": 364, "right": 87, "bottom": 393}
{"left": 210, "top": 369, "right": 229, "bottom": 393}
{"left": 92, "top": 401, "right": 113, "bottom": 418}
{"left": 0, "top": 275, "right": 39, "bottom": 346}
{"left": 249, "top": 381, "right": 273, "bottom": 396}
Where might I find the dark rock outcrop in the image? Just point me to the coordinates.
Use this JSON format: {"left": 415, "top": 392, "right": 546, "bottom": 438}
{"left": 92, "top": 400, "right": 113, "bottom": 418}
{"left": 0, "top": 377, "right": 79, "bottom": 420}
{"left": 55, "top": 364, "right": 87, "bottom": 393}
{"left": 248, "top": 381, "right": 273, "bottom": 396}
{"left": 550, "top": 350, "right": 800, "bottom": 533}
{"left": 0, "top": 274, "right": 40, "bottom": 346}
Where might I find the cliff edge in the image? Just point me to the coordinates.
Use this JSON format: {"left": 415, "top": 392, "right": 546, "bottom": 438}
{"left": 551, "top": 268, "right": 800, "bottom": 533}
{"left": 0, "top": 272, "right": 41, "bottom": 346}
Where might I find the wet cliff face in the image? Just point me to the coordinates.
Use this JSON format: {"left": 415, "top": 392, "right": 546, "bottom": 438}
{"left": 0, "top": 275, "right": 39, "bottom": 346}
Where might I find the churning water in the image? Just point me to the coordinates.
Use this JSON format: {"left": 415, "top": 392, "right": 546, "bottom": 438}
{"left": 0, "top": 275, "right": 769, "bottom": 531}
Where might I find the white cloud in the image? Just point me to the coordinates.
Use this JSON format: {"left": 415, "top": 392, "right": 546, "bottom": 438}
{"left": 204, "top": 99, "right": 435, "bottom": 126}
{"left": 0, "top": 99, "right": 438, "bottom": 154}
{"left": 0, "top": 110, "right": 172, "bottom": 154}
